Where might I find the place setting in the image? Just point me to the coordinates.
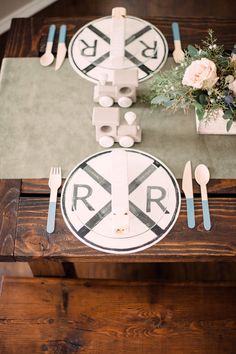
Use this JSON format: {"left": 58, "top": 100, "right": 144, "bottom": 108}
{"left": 1, "top": 6, "right": 235, "bottom": 256}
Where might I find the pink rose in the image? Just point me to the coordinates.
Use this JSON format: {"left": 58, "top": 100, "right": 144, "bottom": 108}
{"left": 229, "top": 79, "right": 236, "bottom": 96}
{"left": 182, "top": 58, "right": 218, "bottom": 89}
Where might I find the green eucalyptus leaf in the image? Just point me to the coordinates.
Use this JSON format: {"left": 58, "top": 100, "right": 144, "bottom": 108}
{"left": 151, "top": 95, "right": 169, "bottom": 105}
{"left": 193, "top": 90, "right": 208, "bottom": 102}
{"left": 223, "top": 110, "right": 233, "bottom": 119}
{"left": 195, "top": 104, "right": 205, "bottom": 120}
{"left": 187, "top": 45, "right": 199, "bottom": 57}
{"left": 198, "top": 94, "right": 209, "bottom": 106}
{"left": 193, "top": 101, "right": 202, "bottom": 110}
{"left": 226, "top": 119, "right": 233, "bottom": 132}
{"left": 163, "top": 100, "right": 175, "bottom": 107}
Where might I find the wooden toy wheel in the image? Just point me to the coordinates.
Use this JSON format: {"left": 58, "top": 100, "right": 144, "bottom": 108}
{"left": 99, "top": 96, "right": 114, "bottom": 107}
{"left": 118, "top": 97, "right": 133, "bottom": 108}
{"left": 99, "top": 136, "right": 115, "bottom": 147}
{"left": 119, "top": 136, "right": 134, "bottom": 147}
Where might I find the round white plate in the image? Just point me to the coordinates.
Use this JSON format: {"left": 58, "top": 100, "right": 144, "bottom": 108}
{"left": 68, "top": 16, "right": 168, "bottom": 82}
{"left": 61, "top": 149, "right": 181, "bottom": 254}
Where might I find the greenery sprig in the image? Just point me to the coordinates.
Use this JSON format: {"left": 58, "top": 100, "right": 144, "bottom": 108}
{"left": 144, "top": 30, "right": 236, "bottom": 131}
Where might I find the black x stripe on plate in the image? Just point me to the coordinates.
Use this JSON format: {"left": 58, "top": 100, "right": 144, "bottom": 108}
{"left": 76, "top": 161, "right": 165, "bottom": 237}
{"left": 82, "top": 24, "right": 153, "bottom": 75}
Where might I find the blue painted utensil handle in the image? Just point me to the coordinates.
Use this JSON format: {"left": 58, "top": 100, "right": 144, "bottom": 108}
{"left": 47, "top": 24, "right": 56, "bottom": 43}
{"left": 59, "top": 25, "right": 67, "bottom": 43}
{"left": 186, "top": 198, "right": 195, "bottom": 229}
{"left": 47, "top": 201, "right": 57, "bottom": 233}
{"left": 172, "top": 22, "right": 180, "bottom": 41}
{"left": 202, "top": 199, "right": 211, "bottom": 231}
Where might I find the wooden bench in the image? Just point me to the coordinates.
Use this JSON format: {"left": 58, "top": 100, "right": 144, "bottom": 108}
{"left": 0, "top": 277, "right": 236, "bottom": 353}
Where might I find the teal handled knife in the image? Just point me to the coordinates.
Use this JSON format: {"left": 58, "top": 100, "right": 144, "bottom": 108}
{"left": 182, "top": 161, "right": 195, "bottom": 229}
{"left": 55, "top": 24, "right": 67, "bottom": 71}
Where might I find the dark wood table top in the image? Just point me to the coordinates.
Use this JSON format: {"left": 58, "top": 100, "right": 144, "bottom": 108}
{"left": 1, "top": 16, "right": 236, "bottom": 263}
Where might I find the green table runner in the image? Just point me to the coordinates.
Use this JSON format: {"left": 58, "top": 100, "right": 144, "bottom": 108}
{"left": 0, "top": 58, "right": 235, "bottom": 178}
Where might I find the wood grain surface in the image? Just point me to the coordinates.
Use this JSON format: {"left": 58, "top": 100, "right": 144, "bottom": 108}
{"left": 4, "top": 17, "right": 236, "bottom": 60}
{"left": 0, "top": 180, "right": 21, "bottom": 260}
{"left": 15, "top": 195, "right": 236, "bottom": 262}
{"left": 1, "top": 15, "right": 236, "bottom": 267}
{"left": 0, "top": 277, "right": 236, "bottom": 354}
{"left": 20, "top": 178, "right": 236, "bottom": 195}
{"left": 30, "top": 0, "right": 236, "bottom": 19}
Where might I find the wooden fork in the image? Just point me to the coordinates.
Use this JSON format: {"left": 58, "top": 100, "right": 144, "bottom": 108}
{"left": 47, "top": 167, "right": 62, "bottom": 233}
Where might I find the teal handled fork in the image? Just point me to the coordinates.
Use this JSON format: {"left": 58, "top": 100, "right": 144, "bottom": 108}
{"left": 47, "top": 167, "right": 62, "bottom": 233}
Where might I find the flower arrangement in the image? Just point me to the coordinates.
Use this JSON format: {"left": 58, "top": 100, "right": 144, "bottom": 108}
{"left": 145, "top": 30, "right": 236, "bottom": 131}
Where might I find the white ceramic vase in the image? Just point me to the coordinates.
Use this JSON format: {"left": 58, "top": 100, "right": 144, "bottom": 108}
{"left": 195, "top": 109, "right": 236, "bottom": 135}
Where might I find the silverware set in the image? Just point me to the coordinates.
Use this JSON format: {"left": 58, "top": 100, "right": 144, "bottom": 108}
{"left": 182, "top": 161, "right": 211, "bottom": 231}
{"left": 40, "top": 24, "right": 67, "bottom": 70}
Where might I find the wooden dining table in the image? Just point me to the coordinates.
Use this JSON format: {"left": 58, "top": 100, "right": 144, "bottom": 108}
{"left": 1, "top": 15, "right": 236, "bottom": 277}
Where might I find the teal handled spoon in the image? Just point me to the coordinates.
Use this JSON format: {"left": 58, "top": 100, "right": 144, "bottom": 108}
{"left": 40, "top": 24, "right": 56, "bottom": 66}
{"left": 171, "top": 22, "right": 185, "bottom": 64}
{"left": 195, "top": 164, "right": 211, "bottom": 231}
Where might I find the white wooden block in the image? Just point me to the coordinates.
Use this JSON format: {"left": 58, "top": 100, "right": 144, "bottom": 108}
{"left": 92, "top": 107, "right": 120, "bottom": 125}
{"left": 111, "top": 149, "right": 129, "bottom": 234}
{"left": 112, "top": 7, "right": 127, "bottom": 17}
{"left": 117, "top": 124, "right": 137, "bottom": 137}
{"left": 112, "top": 68, "right": 138, "bottom": 86}
{"left": 196, "top": 110, "right": 236, "bottom": 135}
{"left": 110, "top": 8, "right": 127, "bottom": 68}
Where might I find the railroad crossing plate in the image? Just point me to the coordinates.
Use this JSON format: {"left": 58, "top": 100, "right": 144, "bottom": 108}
{"left": 68, "top": 16, "right": 168, "bottom": 82}
{"left": 61, "top": 149, "right": 181, "bottom": 254}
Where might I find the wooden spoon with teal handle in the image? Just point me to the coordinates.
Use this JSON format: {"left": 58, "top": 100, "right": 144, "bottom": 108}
{"left": 195, "top": 164, "right": 211, "bottom": 231}
{"left": 40, "top": 24, "right": 56, "bottom": 66}
{"left": 171, "top": 22, "right": 185, "bottom": 64}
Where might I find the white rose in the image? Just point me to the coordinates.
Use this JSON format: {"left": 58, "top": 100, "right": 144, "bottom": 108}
{"left": 229, "top": 79, "right": 236, "bottom": 96}
{"left": 225, "top": 75, "right": 234, "bottom": 83}
{"left": 231, "top": 53, "right": 236, "bottom": 63}
{"left": 182, "top": 58, "right": 218, "bottom": 89}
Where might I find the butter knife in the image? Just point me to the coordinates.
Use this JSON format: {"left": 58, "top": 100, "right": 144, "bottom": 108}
{"left": 55, "top": 25, "right": 67, "bottom": 71}
{"left": 182, "top": 161, "right": 195, "bottom": 228}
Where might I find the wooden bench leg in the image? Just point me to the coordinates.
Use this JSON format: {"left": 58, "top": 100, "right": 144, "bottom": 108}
{"left": 29, "top": 260, "right": 65, "bottom": 276}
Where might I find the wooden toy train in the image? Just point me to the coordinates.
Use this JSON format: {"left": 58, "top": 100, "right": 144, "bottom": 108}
{"left": 93, "top": 68, "right": 138, "bottom": 108}
{"left": 68, "top": 6, "right": 168, "bottom": 147}
{"left": 92, "top": 8, "right": 141, "bottom": 147}
{"left": 92, "top": 107, "right": 141, "bottom": 148}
